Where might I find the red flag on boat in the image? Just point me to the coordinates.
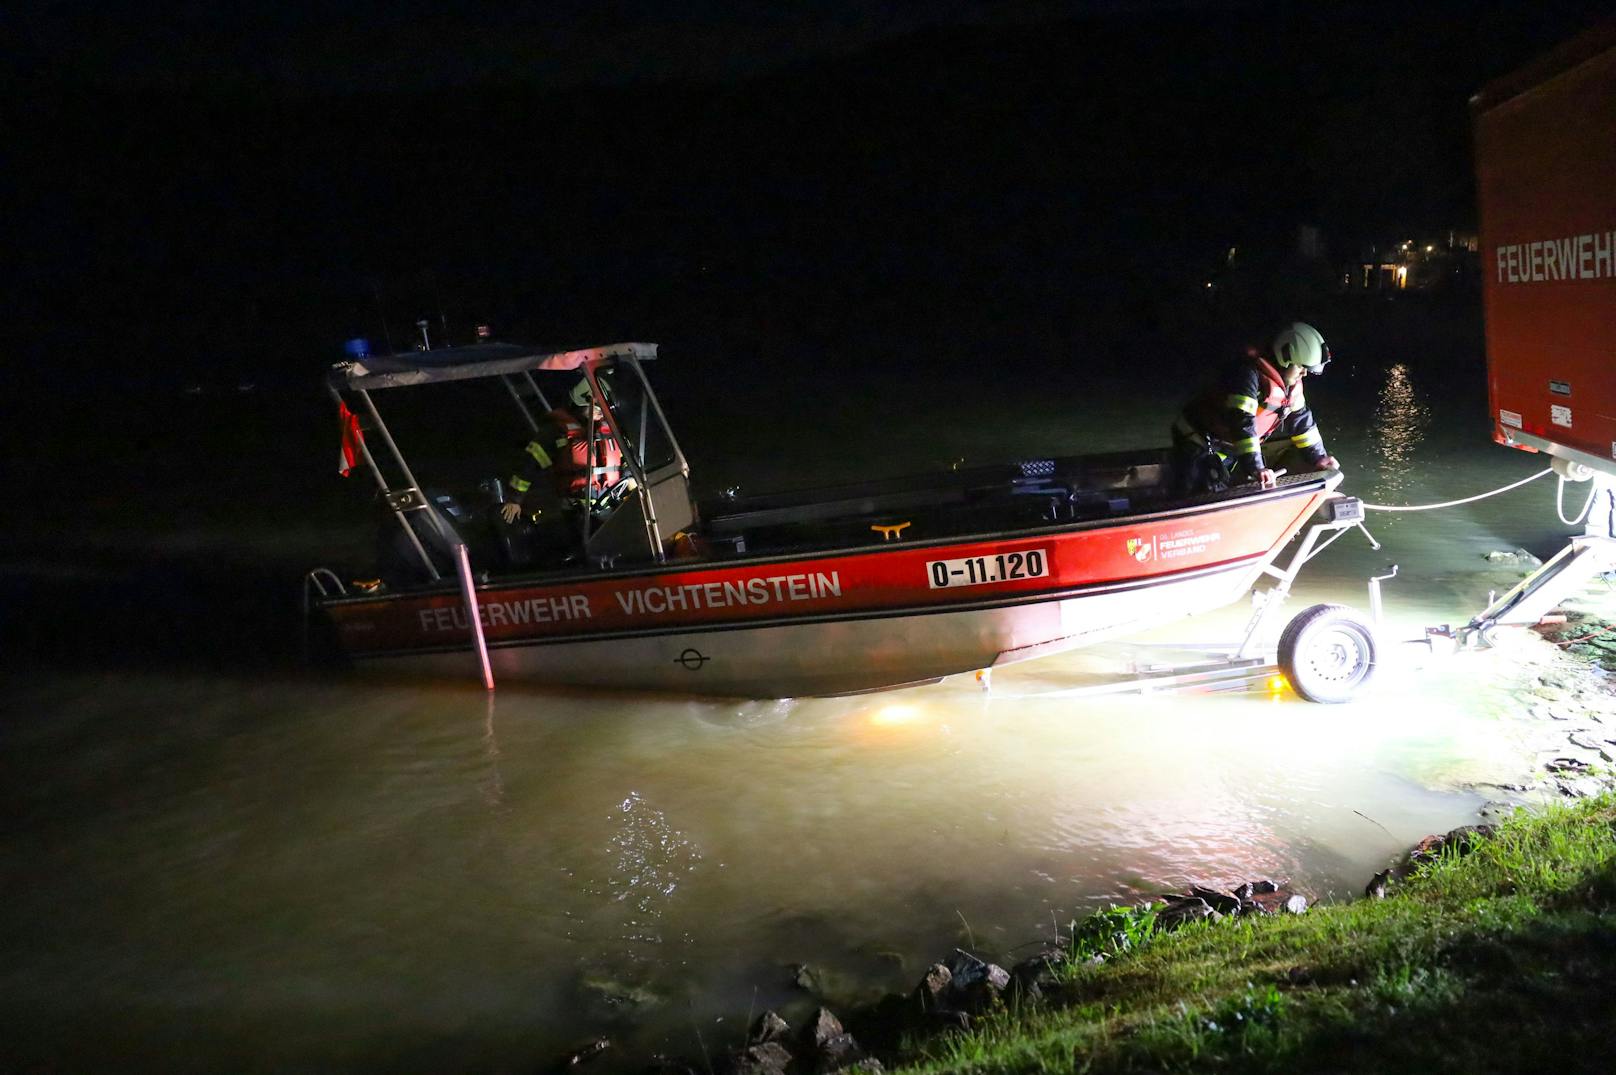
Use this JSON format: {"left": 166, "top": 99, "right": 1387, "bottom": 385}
{"left": 338, "top": 400, "right": 364, "bottom": 476}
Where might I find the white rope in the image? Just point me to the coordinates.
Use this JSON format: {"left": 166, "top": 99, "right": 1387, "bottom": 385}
{"left": 1556, "top": 474, "right": 1598, "bottom": 526}
{"left": 1360, "top": 467, "right": 1552, "bottom": 512}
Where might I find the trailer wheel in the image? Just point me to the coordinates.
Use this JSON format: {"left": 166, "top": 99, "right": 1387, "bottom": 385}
{"left": 1278, "top": 603, "right": 1378, "bottom": 703}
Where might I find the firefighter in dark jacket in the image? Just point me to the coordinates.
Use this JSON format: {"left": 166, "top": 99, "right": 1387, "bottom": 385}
{"left": 1172, "top": 322, "right": 1340, "bottom": 493}
{"left": 500, "top": 374, "right": 625, "bottom": 547}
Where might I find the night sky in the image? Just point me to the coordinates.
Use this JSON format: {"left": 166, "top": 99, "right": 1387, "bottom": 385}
{"left": 10, "top": 0, "right": 1613, "bottom": 405}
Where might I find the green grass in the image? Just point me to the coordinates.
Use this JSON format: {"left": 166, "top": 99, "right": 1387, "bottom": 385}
{"left": 900, "top": 795, "right": 1616, "bottom": 1073}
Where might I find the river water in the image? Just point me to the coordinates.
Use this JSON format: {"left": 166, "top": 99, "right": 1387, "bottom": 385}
{"left": 0, "top": 354, "right": 1591, "bottom": 1070}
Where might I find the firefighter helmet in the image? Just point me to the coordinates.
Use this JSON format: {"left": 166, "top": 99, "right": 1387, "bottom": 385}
{"left": 1272, "top": 322, "right": 1329, "bottom": 373}
{"left": 568, "top": 372, "right": 612, "bottom": 408}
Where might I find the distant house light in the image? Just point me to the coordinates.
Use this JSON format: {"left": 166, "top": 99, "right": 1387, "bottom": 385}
{"left": 1425, "top": 244, "right": 1435, "bottom": 252}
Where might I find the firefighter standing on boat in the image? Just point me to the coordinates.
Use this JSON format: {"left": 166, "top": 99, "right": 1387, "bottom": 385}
{"left": 500, "top": 373, "right": 626, "bottom": 557}
{"left": 1172, "top": 322, "right": 1340, "bottom": 493}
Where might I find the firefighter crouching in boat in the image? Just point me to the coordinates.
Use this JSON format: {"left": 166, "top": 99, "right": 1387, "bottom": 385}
{"left": 1171, "top": 321, "right": 1341, "bottom": 495}
{"left": 499, "top": 373, "right": 629, "bottom": 564}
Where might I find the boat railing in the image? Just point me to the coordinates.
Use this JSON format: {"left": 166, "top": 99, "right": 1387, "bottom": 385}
{"left": 304, "top": 567, "right": 347, "bottom": 599}
{"left": 301, "top": 568, "right": 347, "bottom": 662}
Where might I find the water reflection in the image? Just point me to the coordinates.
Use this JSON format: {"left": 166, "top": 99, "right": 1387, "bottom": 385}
{"left": 600, "top": 791, "right": 702, "bottom": 937}
{"left": 479, "top": 693, "right": 505, "bottom": 808}
{"left": 1368, "top": 363, "right": 1431, "bottom": 503}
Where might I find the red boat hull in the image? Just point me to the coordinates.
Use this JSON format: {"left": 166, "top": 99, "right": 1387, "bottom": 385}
{"left": 322, "top": 479, "right": 1335, "bottom": 695}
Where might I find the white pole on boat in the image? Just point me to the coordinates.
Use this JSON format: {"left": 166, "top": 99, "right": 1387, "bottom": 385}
{"left": 453, "top": 542, "right": 495, "bottom": 691}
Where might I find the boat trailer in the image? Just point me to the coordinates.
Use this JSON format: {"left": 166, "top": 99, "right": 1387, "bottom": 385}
{"left": 980, "top": 494, "right": 1386, "bottom": 703}
{"left": 982, "top": 470, "right": 1616, "bottom": 704}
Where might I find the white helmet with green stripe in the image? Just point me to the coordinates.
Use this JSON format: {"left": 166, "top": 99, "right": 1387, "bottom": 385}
{"left": 1272, "top": 322, "right": 1329, "bottom": 373}
{"left": 568, "top": 372, "right": 613, "bottom": 408}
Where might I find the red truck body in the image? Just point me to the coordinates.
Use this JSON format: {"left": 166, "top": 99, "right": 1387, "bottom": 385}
{"left": 1473, "top": 21, "right": 1616, "bottom": 479}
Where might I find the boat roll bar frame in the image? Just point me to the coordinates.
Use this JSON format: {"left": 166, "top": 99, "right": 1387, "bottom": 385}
{"left": 327, "top": 342, "right": 693, "bottom": 686}
{"left": 327, "top": 342, "right": 692, "bottom": 581}
{"left": 983, "top": 494, "right": 1381, "bottom": 698}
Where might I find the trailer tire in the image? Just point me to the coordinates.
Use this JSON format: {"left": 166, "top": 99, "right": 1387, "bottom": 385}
{"left": 1278, "top": 603, "right": 1378, "bottom": 703}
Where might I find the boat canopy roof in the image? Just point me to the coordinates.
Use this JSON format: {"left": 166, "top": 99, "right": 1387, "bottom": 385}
{"left": 330, "top": 342, "right": 658, "bottom": 391}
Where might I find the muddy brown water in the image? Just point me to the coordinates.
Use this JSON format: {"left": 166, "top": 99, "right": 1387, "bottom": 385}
{"left": 0, "top": 361, "right": 1595, "bottom": 1070}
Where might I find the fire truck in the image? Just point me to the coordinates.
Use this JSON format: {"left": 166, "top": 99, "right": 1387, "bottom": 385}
{"left": 1466, "top": 20, "right": 1616, "bottom": 635}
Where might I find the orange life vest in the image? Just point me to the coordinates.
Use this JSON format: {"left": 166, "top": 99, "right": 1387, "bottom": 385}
{"left": 1248, "top": 356, "right": 1298, "bottom": 440}
{"left": 549, "top": 409, "right": 624, "bottom": 500}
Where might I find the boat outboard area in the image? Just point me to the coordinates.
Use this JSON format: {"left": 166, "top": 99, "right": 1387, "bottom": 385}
{"left": 308, "top": 340, "right": 1351, "bottom": 697}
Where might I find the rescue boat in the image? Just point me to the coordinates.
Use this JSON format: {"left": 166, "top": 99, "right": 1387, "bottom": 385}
{"left": 307, "top": 341, "right": 1349, "bottom": 697}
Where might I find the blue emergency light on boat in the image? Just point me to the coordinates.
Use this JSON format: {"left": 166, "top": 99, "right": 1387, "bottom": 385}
{"left": 344, "top": 337, "right": 371, "bottom": 359}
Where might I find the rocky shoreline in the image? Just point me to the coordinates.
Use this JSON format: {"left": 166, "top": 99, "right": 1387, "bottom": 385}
{"left": 667, "top": 875, "right": 1327, "bottom": 1075}
{"left": 560, "top": 871, "right": 1387, "bottom": 1073}
{"left": 1464, "top": 611, "right": 1616, "bottom": 807}
{"left": 562, "top": 611, "right": 1616, "bottom": 1074}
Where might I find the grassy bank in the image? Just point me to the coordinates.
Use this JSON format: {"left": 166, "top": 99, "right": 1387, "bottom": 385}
{"left": 901, "top": 794, "right": 1616, "bottom": 1074}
